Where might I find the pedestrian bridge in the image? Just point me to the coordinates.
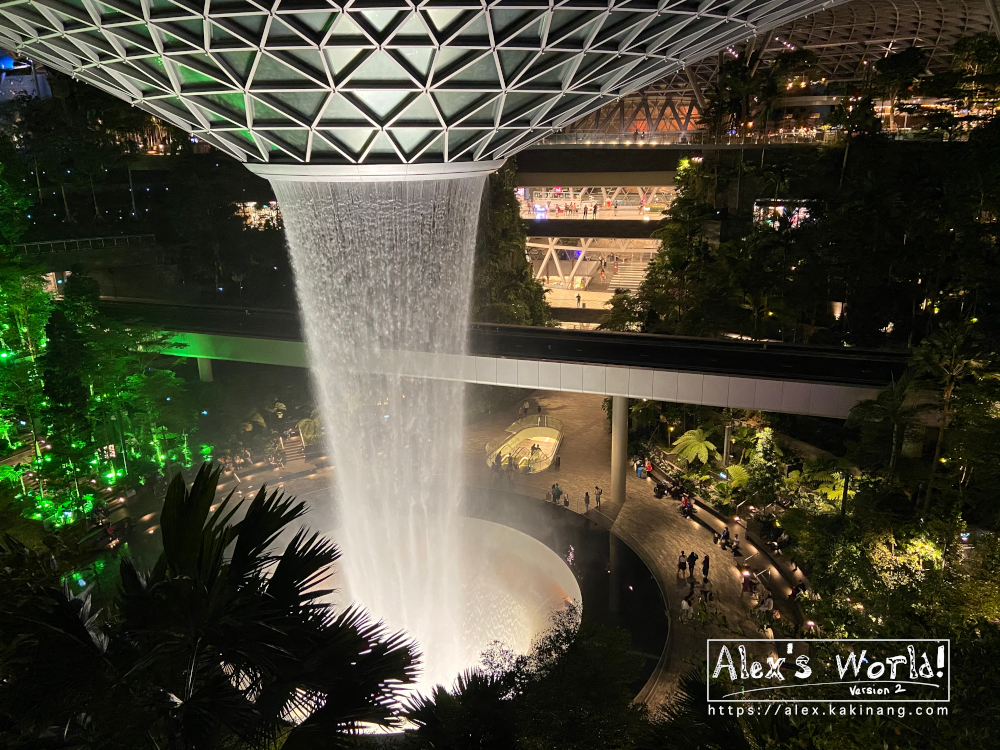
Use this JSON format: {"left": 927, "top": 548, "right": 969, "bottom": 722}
{"left": 102, "top": 299, "right": 906, "bottom": 419}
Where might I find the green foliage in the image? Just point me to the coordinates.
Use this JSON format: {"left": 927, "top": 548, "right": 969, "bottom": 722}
{"left": 701, "top": 48, "right": 818, "bottom": 137}
{"left": 406, "top": 605, "right": 647, "bottom": 750}
{"left": 846, "top": 371, "right": 927, "bottom": 480}
{"left": 0, "top": 163, "right": 29, "bottom": 247}
{"left": 671, "top": 428, "right": 719, "bottom": 467}
{"left": 745, "top": 428, "right": 784, "bottom": 503}
{"left": 823, "top": 96, "right": 883, "bottom": 136}
{"left": 472, "top": 160, "right": 552, "bottom": 326}
{"left": 0, "top": 464, "right": 418, "bottom": 749}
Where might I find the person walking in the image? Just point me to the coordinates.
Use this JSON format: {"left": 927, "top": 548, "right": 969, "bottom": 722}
{"left": 702, "top": 555, "right": 710, "bottom": 580}
{"left": 687, "top": 551, "right": 699, "bottom": 574}
{"left": 584, "top": 491, "right": 590, "bottom": 512}
{"left": 594, "top": 485, "right": 602, "bottom": 509}
{"left": 523, "top": 399, "right": 530, "bottom": 416}
{"left": 593, "top": 204, "right": 599, "bottom": 219}
{"left": 677, "top": 551, "right": 687, "bottom": 578}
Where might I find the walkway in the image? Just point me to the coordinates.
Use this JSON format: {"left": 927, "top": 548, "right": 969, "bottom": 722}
{"left": 122, "top": 388, "right": 780, "bottom": 713}
{"left": 465, "top": 390, "right": 760, "bottom": 711}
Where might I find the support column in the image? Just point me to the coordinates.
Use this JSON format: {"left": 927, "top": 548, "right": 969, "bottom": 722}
{"left": 197, "top": 357, "right": 214, "bottom": 383}
{"left": 611, "top": 395, "right": 628, "bottom": 507}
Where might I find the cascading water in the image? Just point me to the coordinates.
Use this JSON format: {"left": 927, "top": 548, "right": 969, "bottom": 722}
{"left": 271, "top": 176, "right": 580, "bottom": 693}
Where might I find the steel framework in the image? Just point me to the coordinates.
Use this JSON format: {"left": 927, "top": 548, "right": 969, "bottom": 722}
{"left": 528, "top": 235, "right": 659, "bottom": 288}
{"left": 564, "top": 0, "right": 996, "bottom": 135}
{"left": 0, "top": 0, "right": 847, "bottom": 166}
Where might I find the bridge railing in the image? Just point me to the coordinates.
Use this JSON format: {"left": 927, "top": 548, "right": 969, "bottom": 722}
{"left": 538, "top": 131, "right": 845, "bottom": 147}
{"left": 13, "top": 234, "right": 157, "bottom": 254}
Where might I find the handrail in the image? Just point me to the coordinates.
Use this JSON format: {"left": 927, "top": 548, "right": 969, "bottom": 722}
{"left": 13, "top": 234, "right": 156, "bottom": 254}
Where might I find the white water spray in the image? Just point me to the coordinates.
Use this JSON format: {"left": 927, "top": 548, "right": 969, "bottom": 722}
{"left": 272, "top": 176, "right": 578, "bottom": 693}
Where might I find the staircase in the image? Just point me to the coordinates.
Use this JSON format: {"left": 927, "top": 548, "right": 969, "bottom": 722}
{"left": 610, "top": 263, "right": 649, "bottom": 291}
{"left": 282, "top": 434, "right": 305, "bottom": 462}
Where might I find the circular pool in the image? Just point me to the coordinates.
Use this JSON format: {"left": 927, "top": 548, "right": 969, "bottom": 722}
{"left": 329, "top": 516, "right": 581, "bottom": 696}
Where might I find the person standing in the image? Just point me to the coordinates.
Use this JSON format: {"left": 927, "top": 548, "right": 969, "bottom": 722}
{"left": 594, "top": 485, "right": 602, "bottom": 509}
{"left": 677, "top": 551, "right": 687, "bottom": 578}
{"left": 584, "top": 491, "right": 590, "bottom": 512}
{"left": 700, "top": 577, "right": 714, "bottom": 603}
{"left": 545, "top": 486, "right": 553, "bottom": 504}
{"left": 593, "top": 204, "right": 599, "bottom": 219}
{"left": 583, "top": 205, "right": 588, "bottom": 219}
{"left": 523, "top": 400, "right": 530, "bottom": 416}
{"left": 576, "top": 293, "right": 581, "bottom": 308}
{"left": 702, "top": 555, "right": 710, "bottom": 580}
{"left": 681, "top": 594, "right": 694, "bottom": 621}
{"left": 552, "top": 483, "right": 562, "bottom": 505}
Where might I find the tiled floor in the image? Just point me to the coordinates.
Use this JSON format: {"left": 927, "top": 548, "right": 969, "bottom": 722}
{"left": 464, "top": 390, "right": 761, "bottom": 712}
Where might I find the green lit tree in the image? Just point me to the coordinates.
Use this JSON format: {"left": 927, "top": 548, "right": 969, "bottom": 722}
{"left": 0, "top": 259, "right": 50, "bottom": 456}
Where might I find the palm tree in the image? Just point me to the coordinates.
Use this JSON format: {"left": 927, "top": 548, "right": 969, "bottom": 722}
{"left": 0, "top": 464, "right": 418, "bottom": 749}
{"left": 671, "top": 428, "right": 719, "bottom": 468}
{"left": 847, "top": 371, "right": 927, "bottom": 480}
{"left": 911, "top": 321, "right": 990, "bottom": 512}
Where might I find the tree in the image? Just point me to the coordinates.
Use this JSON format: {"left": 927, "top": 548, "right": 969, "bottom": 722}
{"left": 671, "top": 428, "right": 719, "bottom": 467}
{"left": 745, "top": 427, "right": 784, "bottom": 504}
{"left": 700, "top": 47, "right": 817, "bottom": 137}
{"left": 472, "top": 160, "right": 552, "bottom": 326}
{"left": 874, "top": 46, "right": 928, "bottom": 130}
{"left": 824, "top": 96, "right": 883, "bottom": 137}
{"left": 846, "top": 371, "right": 927, "bottom": 480}
{"left": 405, "top": 605, "right": 647, "bottom": 750}
{"left": 0, "top": 258, "right": 50, "bottom": 457}
{"left": 0, "top": 464, "right": 418, "bottom": 748}
{"left": 911, "top": 320, "right": 990, "bottom": 512}
{"left": 0, "top": 163, "right": 29, "bottom": 248}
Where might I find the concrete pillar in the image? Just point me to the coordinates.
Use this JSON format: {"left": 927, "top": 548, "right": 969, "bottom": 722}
{"left": 611, "top": 395, "right": 628, "bottom": 507}
{"left": 197, "top": 357, "right": 214, "bottom": 382}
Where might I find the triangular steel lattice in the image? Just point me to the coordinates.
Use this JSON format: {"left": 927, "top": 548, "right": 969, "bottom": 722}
{"left": 0, "top": 0, "right": 844, "bottom": 164}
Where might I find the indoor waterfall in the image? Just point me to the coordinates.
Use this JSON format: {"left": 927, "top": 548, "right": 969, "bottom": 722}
{"left": 271, "top": 175, "right": 565, "bottom": 693}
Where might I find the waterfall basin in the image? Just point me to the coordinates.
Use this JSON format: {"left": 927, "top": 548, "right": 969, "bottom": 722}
{"left": 328, "top": 516, "right": 581, "bottom": 696}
